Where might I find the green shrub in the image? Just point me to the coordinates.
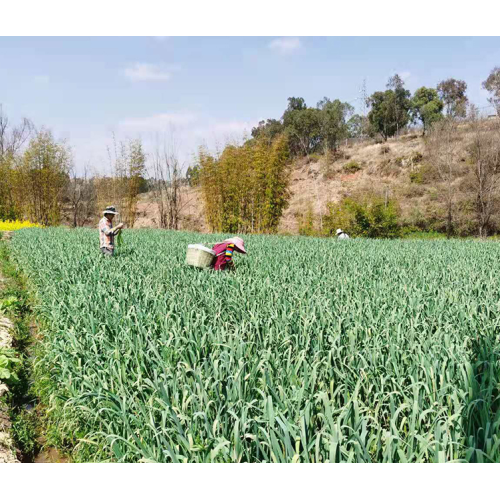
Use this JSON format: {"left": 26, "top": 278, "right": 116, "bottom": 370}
{"left": 343, "top": 160, "right": 362, "bottom": 173}
{"left": 409, "top": 170, "right": 423, "bottom": 184}
{"left": 324, "top": 193, "right": 401, "bottom": 238}
{"left": 11, "top": 409, "right": 40, "bottom": 461}
{"left": 0, "top": 348, "right": 20, "bottom": 382}
{"left": 409, "top": 164, "right": 431, "bottom": 184}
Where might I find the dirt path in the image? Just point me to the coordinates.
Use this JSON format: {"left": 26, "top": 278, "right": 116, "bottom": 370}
{"left": 0, "top": 265, "right": 20, "bottom": 463}
{"left": 1, "top": 233, "right": 68, "bottom": 463}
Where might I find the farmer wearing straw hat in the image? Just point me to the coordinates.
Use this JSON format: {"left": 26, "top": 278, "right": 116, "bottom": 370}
{"left": 336, "top": 228, "right": 350, "bottom": 240}
{"left": 98, "top": 206, "right": 124, "bottom": 256}
{"left": 211, "top": 237, "right": 246, "bottom": 271}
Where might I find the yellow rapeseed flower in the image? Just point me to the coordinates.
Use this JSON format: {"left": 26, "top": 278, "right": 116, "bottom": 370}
{"left": 0, "top": 220, "right": 43, "bottom": 231}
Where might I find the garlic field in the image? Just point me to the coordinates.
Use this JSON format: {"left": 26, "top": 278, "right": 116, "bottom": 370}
{"left": 8, "top": 228, "right": 500, "bottom": 462}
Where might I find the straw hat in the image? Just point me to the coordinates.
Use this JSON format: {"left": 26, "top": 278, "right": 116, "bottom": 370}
{"left": 103, "top": 206, "right": 119, "bottom": 215}
{"left": 223, "top": 237, "right": 246, "bottom": 254}
{"left": 336, "top": 228, "right": 343, "bottom": 235}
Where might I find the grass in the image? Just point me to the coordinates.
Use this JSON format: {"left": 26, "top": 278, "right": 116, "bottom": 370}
{"left": 5, "top": 227, "right": 500, "bottom": 462}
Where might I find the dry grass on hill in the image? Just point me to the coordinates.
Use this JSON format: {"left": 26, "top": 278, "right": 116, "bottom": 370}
{"left": 131, "top": 119, "right": 499, "bottom": 235}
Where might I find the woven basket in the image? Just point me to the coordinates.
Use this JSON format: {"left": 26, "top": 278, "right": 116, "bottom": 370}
{"left": 186, "top": 244, "right": 216, "bottom": 269}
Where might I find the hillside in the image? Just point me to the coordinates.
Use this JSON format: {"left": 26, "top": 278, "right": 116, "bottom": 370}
{"left": 134, "top": 121, "right": 497, "bottom": 236}
{"left": 278, "top": 134, "right": 427, "bottom": 234}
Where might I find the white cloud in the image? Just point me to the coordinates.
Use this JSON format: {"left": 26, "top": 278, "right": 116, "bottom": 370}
{"left": 399, "top": 71, "right": 411, "bottom": 82}
{"left": 34, "top": 75, "right": 50, "bottom": 84}
{"left": 269, "top": 37, "right": 302, "bottom": 55}
{"left": 119, "top": 112, "right": 197, "bottom": 131}
{"left": 124, "top": 63, "right": 177, "bottom": 82}
{"left": 116, "top": 112, "right": 258, "bottom": 166}
{"left": 192, "top": 120, "right": 256, "bottom": 144}
{"left": 209, "top": 120, "right": 255, "bottom": 136}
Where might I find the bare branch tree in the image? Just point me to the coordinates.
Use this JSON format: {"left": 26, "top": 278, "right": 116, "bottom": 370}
{"left": 150, "top": 134, "right": 190, "bottom": 230}
{"left": 467, "top": 105, "right": 500, "bottom": 237}
{"left": 67, "top": 162, "right": 97, "bottom": 227}
{"left": 0, "top": 105, "right": 33, "bottom": 158}
{"left": 426, "top": 117, "right": 460, "bottom": 238}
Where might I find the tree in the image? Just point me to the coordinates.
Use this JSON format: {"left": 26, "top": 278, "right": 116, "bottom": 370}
{"left": 186, "top": 164, "right": 200, "bottom": 187}
{"left": 150, "top": 139, "right": 188, "bottom": 230}
{"left": 466, "top": 106, "right": 500, "bottom": 237}
{"left": 411, "top": 87, "right": 444, "bottom": 135}
{"left": 316, "top": 98, "right": 353, "bottom": 152}
{"left": 198, "top": 135, "right": 291, "bottom": 233}
{"left": 386, "top": 74, "right": 412, "bottom": 136}
{"left": 482, "top": 67, "right": 500, "bottom": 117}
{"left": 426, "top": 117, "right": 460, "bottom": 238}
{"left": 251, "top": 119, "right": 284, "bottom": 144}
{"left": 0, "top": 105, "right": 33, "bottom": 158}
{"left": 260, "top": 135, "right": 291, "bottom": 232}
{"left": 0, "top": 107, "right": 33, "bottom": 220}
{"left": 125, "top": 139, "right": 146, "bottom": 227}
{"left": 18, "top": 130, "right": 71, "bottom": 226}
{"left": 347, "top": 114, "right": 365, "bottom": 138}
{"left": 367, "top": 90, "right": 399, "bottom": 140}
{"left": 66, "top": 163, "right": 97, "bottom": 227}
{"left": 283, "top": 105, "right": 322, "bottom": 156}
{"left": 107, "top": 136, "right": 147, "bottom": 227}
{"left": 366, "top": 76, "right": 411, "bottom": 141}
{"left": 437, "top": 79, "right": 468, "bottom": 118}
{"left": 285, "top": 97, "right": 307, "bottom": 112}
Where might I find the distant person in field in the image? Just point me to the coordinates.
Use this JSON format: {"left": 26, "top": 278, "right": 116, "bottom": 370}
{"left": 336, "top": 228, "right": 350, "bottom": 240}
{"left": 99, "top": 206, "right": 124, "bottom": 257}
{"left": 211, "top": 237, "right": 246, "bottom": 271}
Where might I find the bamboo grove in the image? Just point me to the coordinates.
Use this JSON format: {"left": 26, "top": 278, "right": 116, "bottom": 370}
{"left": 198, "top": 135, "right": 291, "bottom": 233}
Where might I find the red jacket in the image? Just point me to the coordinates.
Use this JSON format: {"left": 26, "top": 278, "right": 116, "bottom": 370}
{"left": 212, "top": 242, "right": 235, "bottom": 271}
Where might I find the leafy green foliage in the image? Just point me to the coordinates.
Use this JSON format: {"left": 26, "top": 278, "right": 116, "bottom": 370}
{"left": 9, "top": 227, "right": 500, "bottom": 462}
{"left": 0, "top": 295, "right": 21, "bottom": 313}
{"left": 199, "top": 135, "right": 291, "bottom": 233}
{"left": 346, "top": 114, "right": 365, "bottom": 139}
{"left": 283, "top": 105, "right": 322, "bottom": 156}
{"left": 437, "top": 79, "right": 468, "bottom": 118}
{"left": 324, "top": 194, "right": 401, "bottom": 238}
{"left": 251, "top": 119, "right": 284, "bottom": 144}
{"left": 11, "top": 408, "right": 40, "bottom": 461}
{"left": 186, "top": 164, "right": 200, "bottom": 187}
{"left": 367, "top": 75, "right": 411, "bottom": 140}
{"left": 412, "top": 87, "right": 444, "bottom": 134}
{"left": 482, "top": 67, "right": 500, "bottom": 116}
{"left": 252, "top": 97, "right": 355, "bottom": 158}
{"left": 316, "top": 98, "right": 354, "bottom": 152}
{"left": 342, "top": 160, "right": 362, "bottom": 173}
{"left": 18, "top": 130, "right": 71, "bottom": 226}
{"left": 0, "top": 348, "right": 20, "bottom": 382}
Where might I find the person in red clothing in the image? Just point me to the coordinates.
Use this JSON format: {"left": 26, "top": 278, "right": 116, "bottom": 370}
{"left": 211, "top": 237, "right": 247, "bottom": 271}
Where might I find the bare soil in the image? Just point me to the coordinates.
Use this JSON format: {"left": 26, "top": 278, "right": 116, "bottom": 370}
{"left": 126, "top": 133, "right": 431, "bottom": 234}
{"left": 0, "top": 267, "right": 20, "bottom": 463}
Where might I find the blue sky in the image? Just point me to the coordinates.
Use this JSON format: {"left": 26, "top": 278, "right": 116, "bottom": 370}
{"left": 1, "top": 36, "right": 499, "bottom": 173}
